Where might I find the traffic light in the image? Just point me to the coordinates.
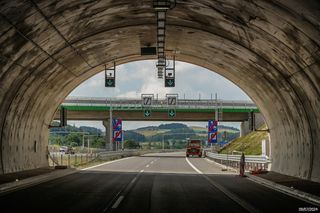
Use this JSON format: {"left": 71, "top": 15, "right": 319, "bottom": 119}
{"left": 165, "top": 56, "right": 175, "bottom": 87}
{"left": 105, "top": 62, "right": 116, "bottom": 87}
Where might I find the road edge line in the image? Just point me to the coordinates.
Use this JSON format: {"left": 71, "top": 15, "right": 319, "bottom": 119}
{"left": 186, "top": 157, "right": 261, "bottom": 213}
{"left": 247, "top": 174, "right": 320, "bottom": 207}
{"left": 185, "top": 157, "right": 203, "bottom": 174}
{"left": 81, "top": 156, "right": 136, "bottom": 171}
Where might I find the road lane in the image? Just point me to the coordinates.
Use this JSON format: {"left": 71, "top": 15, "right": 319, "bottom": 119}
{"left": 114, "top": 173, "right": 247, "bottom": 213}
{"left": 0, "top": 152, "right": 318, "bottom": 213}
{"left": 87, "top": 156, "right": 156, "bottom": 172}
{"left": 0, "top": 171, "right": 137, "bottom": 213}
{"left": 142, "top": 156, "right": 196, "bottom": 174}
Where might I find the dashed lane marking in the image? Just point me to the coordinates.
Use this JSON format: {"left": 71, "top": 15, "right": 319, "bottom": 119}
{"left": 111, "top": 196, "right": 124, "bottom": 209}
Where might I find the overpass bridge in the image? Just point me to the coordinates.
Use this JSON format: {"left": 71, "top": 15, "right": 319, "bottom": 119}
{"left": 54, "top": 97, "right": 264, "bottom": 148}
{"left": 54, "top": 97, "right": 261, "bottom": 122}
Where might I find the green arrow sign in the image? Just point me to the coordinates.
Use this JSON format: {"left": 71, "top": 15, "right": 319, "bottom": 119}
{"left": 168, "top": 109, "right": 176, "bottom": 117}
{"left": 144, "top": 109, "right": 151, "bottom": 117}
{"left": 165, "top": 78, "right": 175, "bottom": 87}
{"left": 105, "top": 79, "right": 115, "bottom": 87}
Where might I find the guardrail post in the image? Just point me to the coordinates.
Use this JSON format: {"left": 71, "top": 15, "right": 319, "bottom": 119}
{"left": 60, "top": 154, "right": 63, "bottom": 165}
{"left": 68, "top": 154, "right": 70, "bottom": 167}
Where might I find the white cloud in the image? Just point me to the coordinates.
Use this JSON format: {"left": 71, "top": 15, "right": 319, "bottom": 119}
{"left": 117, "top": 91, "right": 140, "bottom": 98}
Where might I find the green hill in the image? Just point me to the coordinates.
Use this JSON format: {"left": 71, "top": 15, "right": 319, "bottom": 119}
{"left": 219, "top": 124, "right": 268, "bottom": 155}
{"left": 125, "top": 123, "right": 239, "bottom": 144}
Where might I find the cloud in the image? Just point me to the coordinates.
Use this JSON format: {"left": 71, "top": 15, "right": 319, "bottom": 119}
{"left": 69, "top": 60, "right": 251, "bottom": 100}
{"left": 117, "top": 91, "right": 140, "bottom": 98}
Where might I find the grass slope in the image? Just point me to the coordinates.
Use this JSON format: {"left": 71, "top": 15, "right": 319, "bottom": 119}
{"left": 219, "top": 124, "right": 268, "bottom": 155}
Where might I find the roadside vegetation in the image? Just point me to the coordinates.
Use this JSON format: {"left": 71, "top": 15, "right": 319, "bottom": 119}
{"left": 219, "top": 124, "right": 268, "bottom": 155}
{"left": 49, "top": 122, "right": 240, "bottom": 151}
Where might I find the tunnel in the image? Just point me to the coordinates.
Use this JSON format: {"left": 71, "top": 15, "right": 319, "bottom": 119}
{"left": 0, "top": 0, "right": 319, "bottom": 182}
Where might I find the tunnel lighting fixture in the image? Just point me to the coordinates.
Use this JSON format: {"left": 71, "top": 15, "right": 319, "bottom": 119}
{"left": 154, "top": 0, "right": 175, "bottom": 79}
{"left": 153, "top": 0, "right": 176, "bottom": 11}
{"left": 158, "top": 43, "right": 164, "bottom": 48}
{"left": 158, "top": 21, "right": 165, "bottom": 28}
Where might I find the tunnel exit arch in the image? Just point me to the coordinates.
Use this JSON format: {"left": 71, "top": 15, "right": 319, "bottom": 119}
{"left": 0, "top": 0, "right": 319, "bottom": 182}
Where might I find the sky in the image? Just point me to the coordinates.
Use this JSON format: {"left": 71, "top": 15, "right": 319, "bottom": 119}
{"left": 67, "top": 60, "right": 251, "bottom": 131}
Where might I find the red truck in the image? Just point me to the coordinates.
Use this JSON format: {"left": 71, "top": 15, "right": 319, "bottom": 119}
{"left": 186, "top": 140, "right": 203, "bottom": 157}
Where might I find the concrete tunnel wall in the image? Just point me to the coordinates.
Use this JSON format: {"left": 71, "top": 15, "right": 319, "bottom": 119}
{"left": 0, "top": 1, "right": 319, "bottom": 182}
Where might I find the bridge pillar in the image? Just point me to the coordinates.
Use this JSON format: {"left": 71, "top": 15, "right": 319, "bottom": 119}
{"left": 240, "top": 121, "right": 250, "bottom": 137}
{"left": 240, "top": 113, "right": 266, "bottom": 137}
{"left": 103, "top": 119, "right": 116, "bottom": 151}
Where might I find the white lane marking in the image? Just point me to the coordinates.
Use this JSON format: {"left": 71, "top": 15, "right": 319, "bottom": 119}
{"left": 185, "top": 157, "right": 203, "bottom": 174}
{"left": 112, "top": 195, "right": 124, "bottom": 209}
{"left": 131, "top": 177, "right": 137, "bottom": 184}
{"left": 186, "top": 158, "right": 259, "bottom": 212}
{"left": 150, "top": 161, "right": 154, "bottom": 164}
{"left": 140, "top": 170, "right": 144, "bottom": 173}
{"left": 81, "top": 157, "right": 136, "bottom": 171}
{"left": 146, "top": 164, "right": 150, "bottom": 168}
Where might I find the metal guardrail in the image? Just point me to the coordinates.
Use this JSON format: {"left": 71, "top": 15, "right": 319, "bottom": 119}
{"left": 49, "top": 149, "right": 182, "bottom": 167}
{"left": 206, "top": 152, "right": 270, "bottom": 163}
{"left": 205, "top": 151, "right": 271, "bottom": 171}
{"left": 63, "top": 96, "right": 257, "bottom": 110}
{"left": 49, "top": 152, "right": 99, "bottom": 167}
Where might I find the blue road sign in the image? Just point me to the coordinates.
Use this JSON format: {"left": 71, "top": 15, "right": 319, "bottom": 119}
{"left": 112, "top": 119, "right": 122, "bottom": 142}
{"left": 113, "top": 130, "right": 122, "bottom": 142}
{"left": 208, "top": 120, "right": 218, "bottom": 144}
{"left": 113, "top": 119, "right": 122, "bottom": 131}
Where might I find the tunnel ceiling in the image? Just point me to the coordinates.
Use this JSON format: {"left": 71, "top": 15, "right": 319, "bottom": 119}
{"left": 0, "top": 0, "right": 320, "bottom": 181}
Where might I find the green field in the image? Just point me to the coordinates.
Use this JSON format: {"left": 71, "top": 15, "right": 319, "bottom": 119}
{"left": 219, "top": 124, "right": 268, "bottom": 155}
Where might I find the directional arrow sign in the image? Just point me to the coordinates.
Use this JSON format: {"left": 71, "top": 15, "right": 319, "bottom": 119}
{"left": 165, "top": 78, "right": 175, "bottom": 87}
{"left": 144, "top": 109, "right": 151, "bottom": 117}
{"left": 105, "top": 79, "right": 115, "bottom": 87}
{"left": 168, "top": 109, "right": 176, "bottom": 117}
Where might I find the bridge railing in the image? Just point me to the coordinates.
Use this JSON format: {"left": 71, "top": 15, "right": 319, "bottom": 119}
{"left": 63, "top": 97, "right": 257, "bottom": 110}
{"left": 205, "top": 151, "right": 271, "bottom": 171}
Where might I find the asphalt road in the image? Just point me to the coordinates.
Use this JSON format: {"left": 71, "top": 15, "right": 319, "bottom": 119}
{"left": 0, "top": 152, "right": 318, "bottom": 212}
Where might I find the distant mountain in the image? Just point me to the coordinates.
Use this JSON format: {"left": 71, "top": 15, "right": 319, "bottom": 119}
{"left": 123, "top": 130, "right": 146, "bottom": 142}
{"left": 124, "top": 123, "right": 239, "bottom": 144}
{"left": 158, "top": 123, "right": 188, "bottom": 129}
{"left": 50, "top": 121, "right": 103, "bottom": 136}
